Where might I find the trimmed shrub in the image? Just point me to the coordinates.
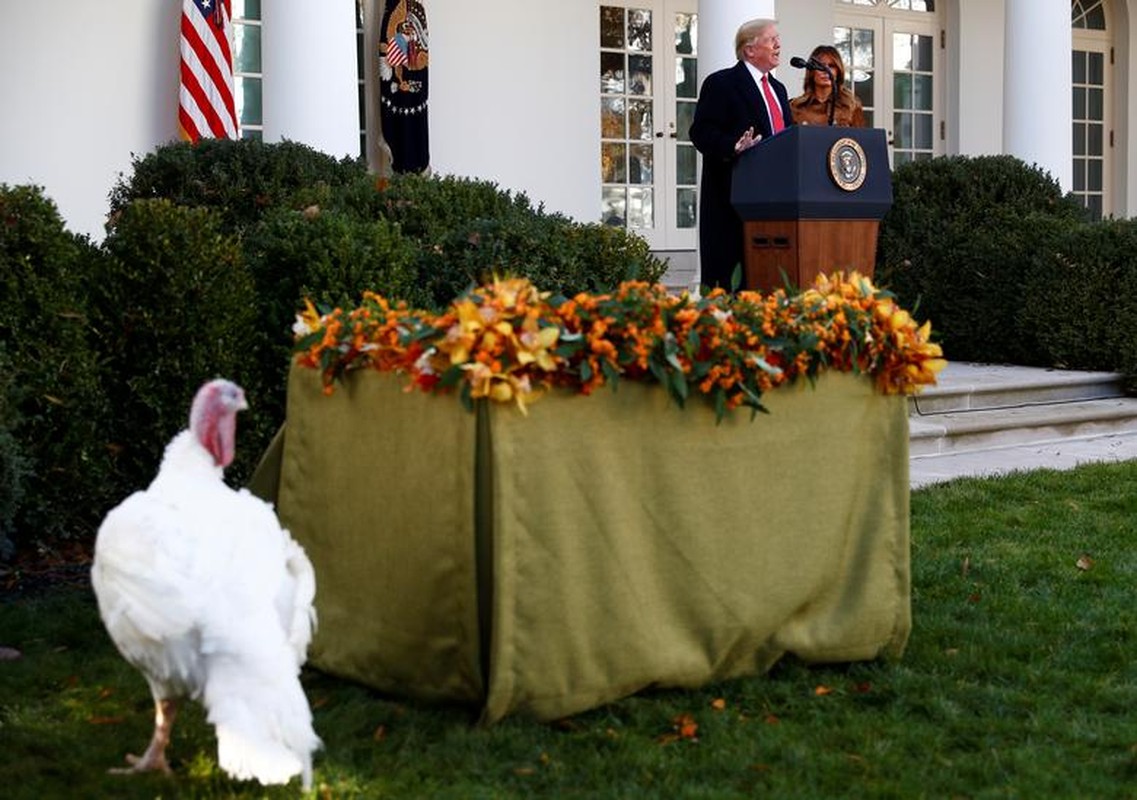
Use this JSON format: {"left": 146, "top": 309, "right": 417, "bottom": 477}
{"left": 241, "top": 205, "right": 430, "bottom": 429}
{"left": 361, "top": 172, "right": 670, "bottom": 307}
{"left": 0, "top": 185, "right": 111, "bottom": 552}
{"left": 1022, "top": 219, "right": 1137, "bottom": 389}
{"left": 89, "top": 199, "right": 269, "bottom": 492}
{"left": 107, "top": 138, "right": 367, "bottom": 234}
{"left": 876, "top": 155, "right": 1088, "bottom": 364}
{"left": 0, "top": 348, "right": 30, "bottom": 559}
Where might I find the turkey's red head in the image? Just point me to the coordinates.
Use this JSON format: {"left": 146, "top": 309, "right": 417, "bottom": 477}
{"left": 189, "top": 379, "right": 249, "bottom": 468}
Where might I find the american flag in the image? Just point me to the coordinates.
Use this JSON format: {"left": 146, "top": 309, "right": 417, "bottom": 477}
{"left": 386, "top": 33, "right": 409, "bottom": 68}
{"left": 179, "top": 0, "right": 238, "bottom": 142}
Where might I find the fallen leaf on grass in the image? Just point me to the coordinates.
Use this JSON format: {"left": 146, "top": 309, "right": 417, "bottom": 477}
{"left": 658, "top": 713, "right": 699, "bottom": 744}
{"left": 852, "top": 681, "right": 873, "bottom": 694}
{"left": 372, "top": 724, "right": 387, "bottom": 742}
{"left": 710, "top": 697, "right": 727, "bottom": 711}
{"left": 1075, "top": 553, "right": 1094, "bottom": 571}
{"left": 764, "top": 713, "right": 780, "bottom": 725}
{"left": 88, "top": 716, "right": 125, "bottom": 725}
{"left": 814, "top": 685, "right": 833, "bottom": 696}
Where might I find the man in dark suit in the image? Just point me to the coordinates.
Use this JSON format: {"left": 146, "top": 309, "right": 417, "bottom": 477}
{"left": 690, "top": 19, "right": 794, "bottom": 292}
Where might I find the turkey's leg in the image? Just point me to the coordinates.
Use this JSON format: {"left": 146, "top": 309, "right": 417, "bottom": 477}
{"left": 111, "top": 697, "right": 177, "bottom": 775}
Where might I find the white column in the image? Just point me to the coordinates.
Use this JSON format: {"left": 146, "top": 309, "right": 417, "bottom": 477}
{"left": 1003, "top": 0, "right": 1071, "bottom": 190}
{"left": 261, "top": 0, "right": 360, "bottom": 159}
{"left": 697, "top": 0, "right": 777, "bottom": 82}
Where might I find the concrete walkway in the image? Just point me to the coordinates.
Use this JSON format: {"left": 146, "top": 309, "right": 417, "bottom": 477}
{"left": 909, "top": 363, "right": 1137, "bottom": 489}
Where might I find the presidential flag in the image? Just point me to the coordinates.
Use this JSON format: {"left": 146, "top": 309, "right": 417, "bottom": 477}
{"left": 179, "top": 0, "right": 238, "bottom": 142}
{"left": 379, "top": 0, "right": 429, "bottom": 173}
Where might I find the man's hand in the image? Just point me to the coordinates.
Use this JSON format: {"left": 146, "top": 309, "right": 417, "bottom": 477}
{"left": 734, "top": 127, "right": 762, "bottom": 154}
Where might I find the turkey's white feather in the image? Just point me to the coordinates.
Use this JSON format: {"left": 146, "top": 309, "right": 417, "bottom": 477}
{"left": 92, "top": 427, "right": 321, "bottom": 788}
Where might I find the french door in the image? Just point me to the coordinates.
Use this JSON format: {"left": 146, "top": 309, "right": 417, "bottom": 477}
{"left": 600, "top": 1, "right": 698, "bottom": 250}
{"left": 834, "top": 9, "right": 943, "bottom": 166}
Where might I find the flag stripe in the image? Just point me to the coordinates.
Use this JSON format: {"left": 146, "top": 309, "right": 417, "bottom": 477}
{"left": 181, "top": 10, "right": 235, "bottom": 111}
{"left": 179, "top": 0, "right": 237, "bottom": 142}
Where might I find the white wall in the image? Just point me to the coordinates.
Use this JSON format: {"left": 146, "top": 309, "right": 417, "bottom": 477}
{"left": 0, "top": 1, "right": 179, "bottom": 241}
{"left": 953, "top": 0, "right": 1005, "bottom": 156}
{"left": 427, "top": 0, "right": 598, "bottom": 222}
{"left": 776, "top": 0, "right": 832, "bottom": 92}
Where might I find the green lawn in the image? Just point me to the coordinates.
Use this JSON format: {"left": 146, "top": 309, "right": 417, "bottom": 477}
{"left": 2, "top": 461, "right": 1135, "bottom": 799}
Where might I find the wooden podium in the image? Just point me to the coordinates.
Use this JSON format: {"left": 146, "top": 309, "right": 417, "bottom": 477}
{"left": 730, "top": 126, "right": 892, "bottom": 292}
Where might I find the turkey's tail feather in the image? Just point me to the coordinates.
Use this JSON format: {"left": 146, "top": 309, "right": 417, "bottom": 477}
{"left": 203, "top": 654, "right": 321, "bottom": 789}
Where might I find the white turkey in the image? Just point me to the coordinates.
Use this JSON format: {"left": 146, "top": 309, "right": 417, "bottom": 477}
{"left": 91, "top": 378, "right": 321, "bottom": 789}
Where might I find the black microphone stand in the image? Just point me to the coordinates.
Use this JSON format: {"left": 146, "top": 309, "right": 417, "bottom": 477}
{"left": 823, "top": 67, "right": 837, "bottom": 126}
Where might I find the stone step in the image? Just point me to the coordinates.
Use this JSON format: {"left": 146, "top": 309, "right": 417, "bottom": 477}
{"left": 909, "top": 363, "right": 1125, "bottom": 415}
{"left": 909, "top": 396, "right": 1137, "bottom": 457}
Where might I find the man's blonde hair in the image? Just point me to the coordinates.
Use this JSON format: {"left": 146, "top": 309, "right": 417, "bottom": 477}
{"left": 735, "top": 18, "right": 777, "bottom": 59}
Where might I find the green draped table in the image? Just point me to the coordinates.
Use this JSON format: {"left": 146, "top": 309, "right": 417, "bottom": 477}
{"left": 251, "top": 366, "right": 912, "bottom": 723}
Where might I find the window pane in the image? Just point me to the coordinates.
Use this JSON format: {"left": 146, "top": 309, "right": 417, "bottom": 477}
{"left": 629, "top": 143, "right": 653, "bottom": 184}
{"left": 602, "top": 187, "right": 627, "bottom": 227}
{"left": 234, "top": 24, "right": 261, "bottom": 72}
{"left": 627, "top": 187, "right": 653, "bottom": 228}
{"left": 894, "top": 112, "right": 912, "bottom": 148}
{"left": 676, "top": 101, "right": 695, "bottom": 142}
{"left": 894, "top": 73, "right": 912, "bottom": 109}
{"left": 601, "top": 52, "right": 625, "bottom": 94}
{"left": 676, "top": 56, "right": 697, "bottom": 98}
{"left": 600, "top": 6, "right": 624, "bottom": 49}
{"left": 855, "top": 72, "right": 874, "bottom": 106}
{"left": 893, "top": 35, "right": 912, "bottom": 71}
{"left": 627, "top": 9, "right": 652, "bottom": 52}
{"left": 1072, "top": 159, "right": 1086, "bottom": 191}
{"left": 236, "top": 76, "right": 261, "bottom": 125}
{"left": 915, "top": 114, "right": 933, "bottom": 149}
{"left": 628, "top": 54, "right": 652, "bottom": 96}
{"left": 675, "top": 13, "right": 696, "bottom": 56}
{"left": 1073, "top": 86, "right": 1087, "bottom": 119}
{"left": 602, "top": 143, "right": 627, "bottom": 183}
{"left": 627, "top": 99, "right": 652, "bottom": 140}
{"left": 1073, "top": 122, "right": 1086, "bottom": 156}
{"left": 233, "top": 0, "right": 260, "bottom": 21}
{"left": 853, "top": 28, "right": 875, "bottom": 68}
{"left": 677, "top": 188, "right": 697, "bottom": 229}
{"left": 677, "top": 144, "right": 697, "bottom": 185}
{"left": 913, "top": 74, "right": 933, "bottom": 111}
{"left": 1072, "top": 50, "right": 1086, "bottom": 84}
{"left": 601, "top": 97, "right": 626, "bottom": 138}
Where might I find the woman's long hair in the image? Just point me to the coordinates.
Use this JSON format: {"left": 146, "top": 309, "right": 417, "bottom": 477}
{"left": 802, "top": 45, "right": 849, "bottom": 98}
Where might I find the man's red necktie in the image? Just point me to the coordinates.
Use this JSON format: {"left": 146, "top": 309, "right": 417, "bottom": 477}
{"left": 761, "top": 74, "right": 785, "bottom": 133}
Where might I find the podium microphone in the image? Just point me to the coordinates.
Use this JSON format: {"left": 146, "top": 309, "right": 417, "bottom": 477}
{"left": 790, "top": 56, "right": 824, "bottom": 71}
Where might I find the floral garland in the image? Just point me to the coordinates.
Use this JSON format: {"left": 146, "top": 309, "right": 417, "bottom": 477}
{"left": 292, "top": 272, "right": 946, "bottom": 419}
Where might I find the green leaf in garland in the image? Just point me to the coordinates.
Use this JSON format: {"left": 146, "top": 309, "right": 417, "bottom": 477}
{"left": 438, "top": 364, "right": 465, "bottom": 389}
